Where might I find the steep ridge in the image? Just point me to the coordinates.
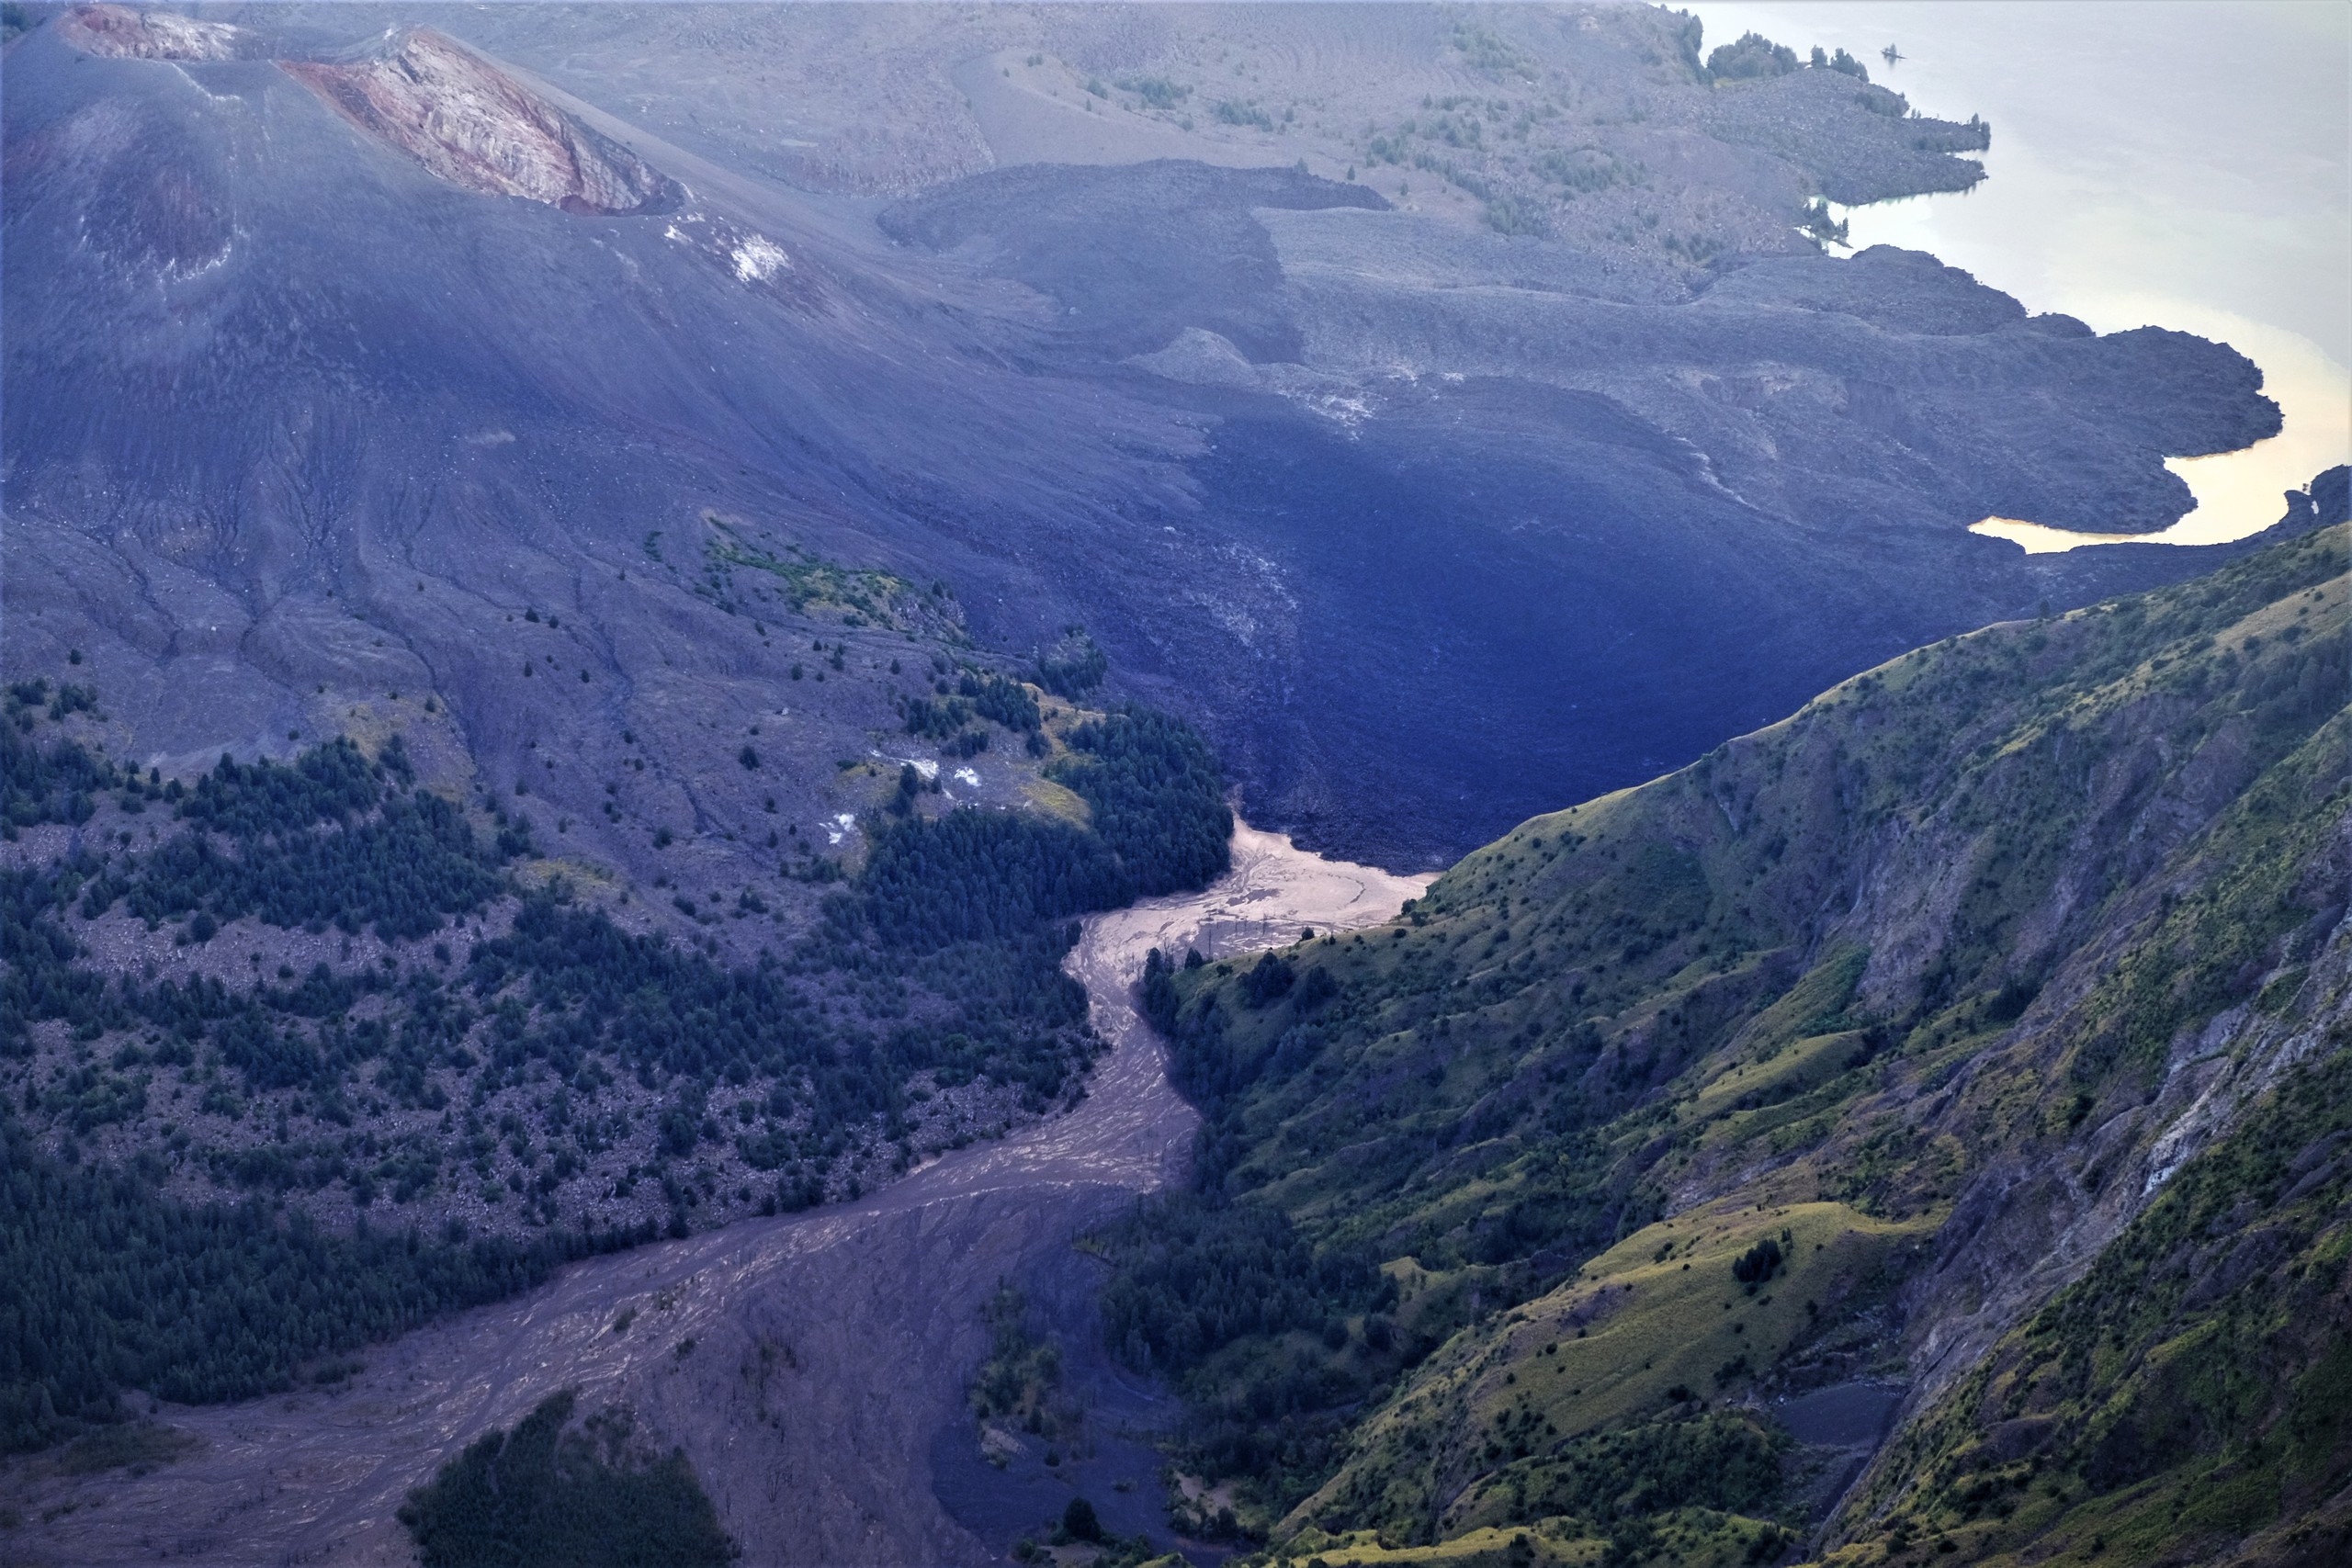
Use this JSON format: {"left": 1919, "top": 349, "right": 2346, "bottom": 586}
{"left": 1833, "top": 1047, "right": 2352, "bottom": 1567}
{"left": 1118, "top": 510, "right": 2348, "bottom": 1563}
{"left": 59, "top": 0, "right": 695, "bottom": 250}
{"left": 61, "top": 0, "right": 688, "bottom": 225}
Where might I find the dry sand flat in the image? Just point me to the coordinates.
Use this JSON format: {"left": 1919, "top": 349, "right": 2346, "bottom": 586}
{"left": 2, "top": 823, "right": 1431, "bottom": 1567}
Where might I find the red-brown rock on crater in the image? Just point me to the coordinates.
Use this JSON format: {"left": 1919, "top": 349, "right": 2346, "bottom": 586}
{"left": 281, "top": 28, "right": 678, "bottom": 216}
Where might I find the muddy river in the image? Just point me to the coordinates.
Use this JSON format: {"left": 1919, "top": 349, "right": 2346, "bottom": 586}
{"left": 3, "top": 822, "right": 1431, "bottom": 1567}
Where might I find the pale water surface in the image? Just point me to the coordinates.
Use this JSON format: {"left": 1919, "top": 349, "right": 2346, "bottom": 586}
{"left": 1688, "top": 0, "right": 2351, "bottom": 550}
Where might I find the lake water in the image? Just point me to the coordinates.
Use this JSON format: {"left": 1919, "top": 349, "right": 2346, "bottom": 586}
{"left": 1687, "top": 1, "right": 2351, "bottom": 551}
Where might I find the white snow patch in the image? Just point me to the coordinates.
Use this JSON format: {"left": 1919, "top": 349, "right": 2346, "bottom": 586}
{"left": 824, "top": 811, "right": 855, "bottom": 846}
{"left": 954, "top": 767, "right": 981, "bottom": 787}
{"left": 732, "top": 235, "right": 791, "bottom": 282}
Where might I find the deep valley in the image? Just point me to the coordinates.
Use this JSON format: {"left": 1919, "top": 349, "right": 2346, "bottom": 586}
{"left": 1, "top": 5, "right": 2344, "bottom": 1567}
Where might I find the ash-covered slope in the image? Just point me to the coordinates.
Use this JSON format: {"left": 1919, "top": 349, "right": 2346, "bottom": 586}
{"left": 1120, "top": 516, "right": 2348, "bottom": 1563}
{"left": 0, "top": 1, "right": 2298, "bottom": 878}
{"left": 3, "top": 8, "right": 1208, "bottom": 900}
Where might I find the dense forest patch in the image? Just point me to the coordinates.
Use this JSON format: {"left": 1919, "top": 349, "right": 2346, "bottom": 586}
{"left": 0, "top": 687, "right": 1231, "bottom": 1456}
{"left": 864, "top": 705, "right": 1230, "bottom": 947}
{"left": 397, "top": 1390, "right": 738, "bottom": 1568}
{"left": 0, "top": 1119, "right": 633, "bottom": 1451}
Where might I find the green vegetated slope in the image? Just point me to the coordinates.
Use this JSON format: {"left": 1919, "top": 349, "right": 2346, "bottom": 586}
{"left": 0, "top": 668, "right": 1227, "bottom": 1453}
{"left": 1113, "top": 523, "right": 2348, "bottom": 1566}
{"left": 1832, "top": 1046, "right": 2352, "bottom": 1568}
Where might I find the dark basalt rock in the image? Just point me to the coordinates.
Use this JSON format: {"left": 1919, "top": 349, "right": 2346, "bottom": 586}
{"left": 1701, "top": 63, "right": 1992, "bottom": 205}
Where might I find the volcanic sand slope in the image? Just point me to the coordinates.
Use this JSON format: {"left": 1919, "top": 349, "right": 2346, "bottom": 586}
{"left": 1128, "top": 522, "right": 2349, "bottom": 1562}
{"left": 1, "top": 1, "right": 2296, "bottom": 870}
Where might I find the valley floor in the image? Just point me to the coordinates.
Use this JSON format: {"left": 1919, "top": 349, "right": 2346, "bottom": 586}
{"left": 0, "top": 823, "right": 1429, "bottom": 1567}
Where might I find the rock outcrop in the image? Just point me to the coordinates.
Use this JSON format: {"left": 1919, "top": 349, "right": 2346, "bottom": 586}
{"left": 56, "top": 3, "right": 254, "bottom": 62}
{"left": 281, "top": 28, "right": 679, "bottom": 215}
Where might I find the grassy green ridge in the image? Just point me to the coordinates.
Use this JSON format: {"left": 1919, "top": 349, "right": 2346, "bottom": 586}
{"left": 1107, "top": 523, "right": 2347, "bottom": 1560}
